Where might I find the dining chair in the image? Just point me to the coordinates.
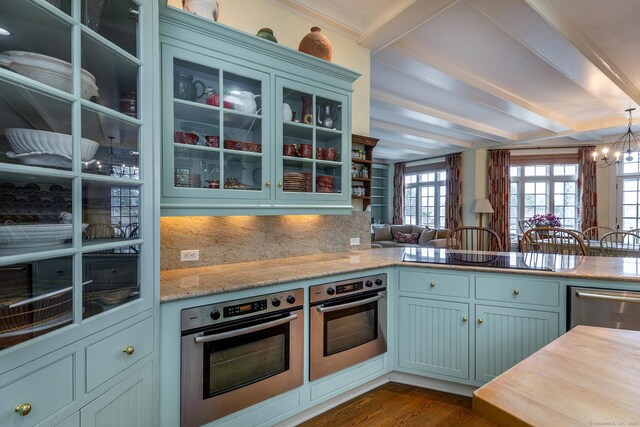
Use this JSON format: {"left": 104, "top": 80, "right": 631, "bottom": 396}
{"left": 521, "top": 227, "right": 587, "bottom": 256}
{"left": 446, "top": 226, "right": 503, "bottom": 252}
{"left": 581, "top": 226, "right": 614, "bottom": 255}
{"left": 518, "top": 219, "right": 532, "bottom": 234}
{"left": 599, "top": 231, "right": 640, "bottom": 257}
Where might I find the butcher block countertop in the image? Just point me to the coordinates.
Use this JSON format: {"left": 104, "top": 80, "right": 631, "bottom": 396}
{"left": 160, "top": 248, "right": 640, "bottom": 302}
{"left": 473, "top": 326, "right": 640, "bottom": 426}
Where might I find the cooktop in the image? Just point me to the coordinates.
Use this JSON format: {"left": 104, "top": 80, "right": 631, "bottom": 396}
{"left": 402, "top": 248, "right": 555, "bottom": 271}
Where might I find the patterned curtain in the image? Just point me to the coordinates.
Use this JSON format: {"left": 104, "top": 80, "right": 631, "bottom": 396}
{"left": 578, "top": 146, "right": 598, "bottom": 233}
{"left": 445, "top": 153, "right": 462, "bottom": 229}
{"left": 488, "top": 150, "right": 511, "bottom": 251}
{"left": 392, "top": 163, "right": 405, "bottom": 224}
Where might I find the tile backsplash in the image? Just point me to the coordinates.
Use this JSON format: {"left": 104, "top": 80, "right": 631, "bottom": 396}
{"left": 160, "top": 212, "right": 371, "bottom": 270}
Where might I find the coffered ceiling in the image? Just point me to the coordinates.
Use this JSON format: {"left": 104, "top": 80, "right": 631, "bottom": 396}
{"left": 277, "top": 0, "right": 640, "bottom": 162}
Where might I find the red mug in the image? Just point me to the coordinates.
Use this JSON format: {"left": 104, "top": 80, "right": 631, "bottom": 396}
{"left": 299, "top": 144, "right": 312, "bottom": 159}
{"left": 205, "top": 135, "right": 219, "bottom": 148}
{"left": 283, "top": 144, "right": 298, "bottom": 157}
{"left": 324, "top": 147, "right": 338, "bottom": 161}
{"left": 316, "top": 148, "right": 323, "bottom": 160}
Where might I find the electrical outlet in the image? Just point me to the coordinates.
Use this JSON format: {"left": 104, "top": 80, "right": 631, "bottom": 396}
{"left": 350, "top": 237, "right": 360, "bottom": 246}
{"left": 180, "top": 250, "right": 200, "bottom": 262}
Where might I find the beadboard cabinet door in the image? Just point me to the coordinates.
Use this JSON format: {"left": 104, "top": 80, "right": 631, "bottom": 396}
{"left": 475, "top": 305, "right": 559, "bottom": 383}
{"left": 398, "top": 297, "right": 469, "bottom": 379}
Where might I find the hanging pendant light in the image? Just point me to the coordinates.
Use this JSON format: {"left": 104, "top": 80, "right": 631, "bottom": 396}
{"left": 593, "top": 108, "right": 640, "bottom": 167}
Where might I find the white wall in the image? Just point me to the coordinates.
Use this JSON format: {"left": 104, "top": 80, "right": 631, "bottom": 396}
{"left": 168, "top": 0, "right": 372, "bottom": 135}
{"left": 461, "top": 148, "right": 488, "bottom": 226}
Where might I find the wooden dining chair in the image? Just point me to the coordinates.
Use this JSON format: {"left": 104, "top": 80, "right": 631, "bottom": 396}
{"left": 446, "top": 226, "right": 503, "bottom": 252}
{"left": 521, "top": 227, "right": 587, "bottom": 256}
{"left": 599, "top": 231, "right": 640, "bottom": 257}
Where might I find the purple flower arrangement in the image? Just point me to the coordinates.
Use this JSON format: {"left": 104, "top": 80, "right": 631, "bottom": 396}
{"left": 527, "top": 213, "right": 562, "bottom": 228}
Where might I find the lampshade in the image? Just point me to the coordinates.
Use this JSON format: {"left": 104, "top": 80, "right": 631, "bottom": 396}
{"left": 474, "top": 198, "right": 494, "bottom": 214}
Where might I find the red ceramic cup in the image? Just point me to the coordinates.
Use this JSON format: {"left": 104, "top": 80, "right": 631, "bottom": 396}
{"left": 299, "top": 144, "right": 313, "bottom": 158}
{"left": 175, "top": 131, "right": 199, "bottom": 145}
{"left": 316, "top": 148, "right": 324, "bottom": 160}
{"left": 283, "top": 144, "right": 298, "bottom": 157}
{"left": 324, "top": 147, "right": 338, "bottom": 161}
{"left": 205, "top": 135, "right": 219, "bottom": 148}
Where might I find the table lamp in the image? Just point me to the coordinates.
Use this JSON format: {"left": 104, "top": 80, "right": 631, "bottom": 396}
{"left": 474, "top": 198, "right": 494, "bottom": 228}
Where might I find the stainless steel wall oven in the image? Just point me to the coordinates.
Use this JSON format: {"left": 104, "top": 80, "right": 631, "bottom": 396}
{"left": 309, "top": 274, "right": 387, "bottom": 381}
{"left": 180, "top": 288, "right": 304, "bottom": 427}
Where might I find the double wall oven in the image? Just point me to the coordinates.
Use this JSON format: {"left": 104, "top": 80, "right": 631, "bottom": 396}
{"left": 309, "top": 273, "right": 387, "bottom": 381}
{"left": 180, "top": 288, "right": 303, "bottom": 427}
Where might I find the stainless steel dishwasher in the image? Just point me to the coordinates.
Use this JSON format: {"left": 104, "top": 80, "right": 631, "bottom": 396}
{"left": 570, "top": 287, "right": 640, "bottom": 331}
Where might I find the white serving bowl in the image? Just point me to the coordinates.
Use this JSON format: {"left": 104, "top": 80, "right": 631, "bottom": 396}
{"left": 0, "top": 223, "right": 88, "bottom": 248}
{"left": 5, "top": 129, "right": 99, "bottom": 162}
{"left": 0, "top": 51, "right": 99, "bottom": 100}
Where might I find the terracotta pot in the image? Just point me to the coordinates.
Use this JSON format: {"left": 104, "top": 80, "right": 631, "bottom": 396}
{"left": 298, "top": 27, "right": 332, "bottom": 62}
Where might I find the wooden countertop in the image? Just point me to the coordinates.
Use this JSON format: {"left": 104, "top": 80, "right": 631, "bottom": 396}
{"left": 473, "top": 326, "right": 640, "bottom": 426}
{"left": 160, "top": 248, "right": 640, "bottom": 302}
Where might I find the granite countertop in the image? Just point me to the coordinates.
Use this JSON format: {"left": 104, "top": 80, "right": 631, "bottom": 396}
{"left": 160, "top": 247, "right": 640, "bottom": 302}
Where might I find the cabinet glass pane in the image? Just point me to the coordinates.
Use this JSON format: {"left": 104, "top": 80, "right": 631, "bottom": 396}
{"left": 316, "top": 96, "right": 342, "bottom": 131}
{"left": 174, "top": 59, "right": 219, "bottom": 105}
{"left": 283, "top": 88, "right": 311, "bottom": 125}
{"left": 174, "top": 147, "right": 220, "bottom": 189}
{"left": 223, "top": 153, "right": 261, "bottom": 190}
{"left": 0, "top": 80, "right": 74, "bottom": 170}
{"left": 222, "top": 71, "right": 262, "bottom": 115}
{"left": 82, "top": 31, "right": 139, "bottom": 115}
{"left": 44, "top": 0, "right": 72, "bottom": 16}
{"left": 282, "top": 124, "right": 312, "bottom": 159}
{"left": 283, "top": 160, "right": 312, "bottom": 193}
{"left": 223, "top": 112, "right": 262, "bottom": 152}
{"left": 0, "top": 256, "right": 73, "bottom": 350}
{"left": 0, "top": 172, "right": 74, "bottom": 256}
{"left": 82, "top": 180, "right": 141, "bottom": 246}
{"left": 316, "top": 164, "right": 341, "bottom": 194}
{"left": 82, "top": 107, "right": 140, "bottom": 177}
{"left": 82, "top": 0, "right": 139, "bottom": 58}
{"left": 82, "top": 245, "right": 140, "bottom": 319}
{"left": 316, "top": 129, "right": 342, "bottom": 163}
{"left": 0, "top": 1, "right": 73, "bottom": 95}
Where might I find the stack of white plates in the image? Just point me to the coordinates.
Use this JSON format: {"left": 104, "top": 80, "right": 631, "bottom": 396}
{"left": 0, "top": 223, "right": 88, "bottom": 248}
{"left": 5, "top": 129, "right": 99, "bottom": 168}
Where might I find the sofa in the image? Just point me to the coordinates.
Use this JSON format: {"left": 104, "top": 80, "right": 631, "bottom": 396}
{"left": 372, "top": 224, "right": 450, "bottom": 248}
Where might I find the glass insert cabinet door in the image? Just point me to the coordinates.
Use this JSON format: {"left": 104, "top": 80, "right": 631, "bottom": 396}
{"left": 0, "top": 0, "right": 149, "bottom": 351}
{"left": 276, "top": 78, "right": 348, "bottom": 200}
{"left": 162, "top": 45, "right": 270, "bottom": 200}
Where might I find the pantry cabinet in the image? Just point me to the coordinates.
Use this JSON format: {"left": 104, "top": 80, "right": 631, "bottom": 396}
{"left": 159, "top": 6, "right": 359, "bottom": 215}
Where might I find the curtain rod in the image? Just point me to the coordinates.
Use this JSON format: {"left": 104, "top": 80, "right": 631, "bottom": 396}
{"left": 489, "top": 145, "right": 595, "bottom": 152}
{"left": 404, "top": 151, "right": 462, "bottom": 165}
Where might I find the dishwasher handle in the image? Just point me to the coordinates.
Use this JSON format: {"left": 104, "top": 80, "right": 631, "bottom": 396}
{"left": 575, "top": 290, "right": 640, "bottom": 304}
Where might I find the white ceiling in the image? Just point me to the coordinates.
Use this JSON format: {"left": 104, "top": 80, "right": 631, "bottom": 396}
{"left": 277, "top": 0, "right": 640, "bottom": 162}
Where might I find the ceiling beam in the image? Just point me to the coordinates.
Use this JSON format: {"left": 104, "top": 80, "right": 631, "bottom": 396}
{"left": 515, "top": 114, "right": 629, "bottom": 143}
{"left": 467, "top": 0, "right": 635, "bottom": 114}
{"left": 371, "top": 119, "right": 474, "bottom": 149}
{"left": 371, "top": 88, "right": 515, "bottom": 142}
{"left": 273, "top": 0, "right": 362, "bottom": 37}
{"left": 358, "top": 0, "right": 460, "bottom": 53}
{"left": 375, "top": 47, "right": 573, "bottom": 133}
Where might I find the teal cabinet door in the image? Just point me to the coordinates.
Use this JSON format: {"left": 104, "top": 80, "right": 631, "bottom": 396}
{"left": 80, "top": 363, "right": 153, "bottom": 427}
{"left": 398, "top": 297, "right": 469, "bottom": 379}
{"left": 475, "top": 305, "right": 559, "bottom": 383}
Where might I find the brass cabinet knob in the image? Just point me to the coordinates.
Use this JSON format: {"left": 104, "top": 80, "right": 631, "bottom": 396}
{"left": 462, "top": 316, "right": 468, "bottom": 322}
{"left": 123, "top": 346, "right": 135, "bottom": 356}
{"left": 478, "top": 318, "right": 484, "bottom": 324}
{"left": 15, "top": 403, "right": 31, "bottom": 416}
{"left": 265, "top": 180, "right": 271, "bottom": 188}
{"left": 111, "top": 268, "right": 118, "bottom": 273}
{"left": 430, "top": 282, "right": 435, "bottom": 287}
{"left": 513, "top": 289, "right": 520, "bottom": 295}
{"left": 278, "top": 181, "right": 283, "bottom": 187}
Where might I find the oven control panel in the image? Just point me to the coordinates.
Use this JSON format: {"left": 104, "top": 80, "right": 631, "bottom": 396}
{"left": 336, "top": 281, "right": 364, "bottom": 295}
{"left": 181, "top": 288, "right": 304, "bottom": 331}
{"left": 310, "top": 273, "right": 387, "bottom": 305}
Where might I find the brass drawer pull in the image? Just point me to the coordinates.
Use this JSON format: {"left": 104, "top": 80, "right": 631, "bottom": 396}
{"left": 430, "top": 282, "right": 435, "bottom": 287}
{"left": 478, "top": 318, "right": 484, "bottom": 324}
{"left": 15, "top": 403, "right": 31, "bottom": 416}
{"left": 278, "top": 181, "right": 283, "bottom": 187}
{"left": 513, "top": 289, "right": 520, "bottom": 295}
{"left": 265, "top": 180, "right": 271, "bottom": 188}
{"left": 462, "top": 316, "right": 468, "bottom": 322}
{"left": 123, "top": 346, "right": 135, "bottom": 356}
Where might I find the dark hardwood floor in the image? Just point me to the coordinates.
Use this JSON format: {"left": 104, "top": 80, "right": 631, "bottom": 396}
{"left": 298, "top": 382, "right": 496, "bottom": 427}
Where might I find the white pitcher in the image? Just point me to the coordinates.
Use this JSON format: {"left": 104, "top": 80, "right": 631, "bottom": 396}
{"left": 226, "top": 90, "right": 260, "bottom": 114}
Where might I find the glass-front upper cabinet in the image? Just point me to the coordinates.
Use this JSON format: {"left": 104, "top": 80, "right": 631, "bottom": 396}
{"left": 0, "top": 0, "right": 149, "bottom": 351}
{"left": 162, "top": 46, "right": 270, "bottom": 201}
{"left": 276, "top": 78, "right": 348, "bottom": 200}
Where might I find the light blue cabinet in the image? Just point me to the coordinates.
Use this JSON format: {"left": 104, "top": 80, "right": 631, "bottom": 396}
{"left": 475, "top": 305, "right": 559, "bottom": 383}
{"left": 159, "top": 6, "right": 359, "bottom": 215}
{"left": 398, "top": 297, "right": 469, "bottom": 379}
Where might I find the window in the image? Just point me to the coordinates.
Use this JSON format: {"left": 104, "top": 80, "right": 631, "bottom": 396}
{"left": 619, "top": 152, "right": 640, "bottom": 230}
{"left": 510, "top": 163, "right": 579, "bottom": 238}
{"left": 110, "top": 165, "right": 140, "bottom": 231}
{"left": 404, "top": 170, "right": 446, "bottom": 227}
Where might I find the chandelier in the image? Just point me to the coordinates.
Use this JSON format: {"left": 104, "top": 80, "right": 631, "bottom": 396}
{"left": 592, "top": 108, "right": 640, "bottom": 167}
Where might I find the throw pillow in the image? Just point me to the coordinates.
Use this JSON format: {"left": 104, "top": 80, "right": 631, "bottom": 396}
{"left": 393, "top": 231, "right": 419, "bottom": 244}
{"left": 390, "top": 224, "right": 413, "bottom": 235}
{"left": 373, "top": 224, "right": 393, "bottom": 241}
{"left": 419, "top": 229, "right": 437, "bottom": 246}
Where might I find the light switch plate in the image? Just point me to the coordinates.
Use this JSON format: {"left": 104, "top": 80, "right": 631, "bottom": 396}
{"left": 350, "top": 237, "right": 360, "bottom": 246}
{"left": 180, "top": 250, "right": 200, "bottom": 262}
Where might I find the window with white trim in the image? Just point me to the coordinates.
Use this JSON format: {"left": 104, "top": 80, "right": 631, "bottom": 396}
{"left": 404, "top": 170, "right": 447, "bottom": 227}
{"left": 619, "top": 152, "right": 640, "bottom": 230}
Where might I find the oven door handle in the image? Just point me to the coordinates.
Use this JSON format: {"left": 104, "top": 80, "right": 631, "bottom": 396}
{"left": 575, "top": 291, "right": 640, "bottom": 304}
{"left": 194, "top": 313, "right": 298, "bottom": 343}
{"left": 317, "top": 293, "right": 384, "bottom": 313}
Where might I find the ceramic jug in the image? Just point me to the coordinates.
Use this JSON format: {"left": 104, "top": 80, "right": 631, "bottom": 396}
{"left": 301, "top": 96, "right": 313, "bottom": 124}
{"left": 174, "top": 72, "right": 205, "bottom": 101}
{"left": 283, "top": 103, "right": 293, "bottom": 121}
{"left": 317, "top": 104, "right": 339, "bottom": 129}
{"left": 225, "top": 90, "right": 260, "bottom": 114}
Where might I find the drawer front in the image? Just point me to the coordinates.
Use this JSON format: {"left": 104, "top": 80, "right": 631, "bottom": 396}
{"left": 85, "top": 317, "right": 153, "bottom": 392}
{"left": 476, "top": 276, "right": 559, "bottom": 307}
{"left": 399, "top": 270, "right": 470, "bottom": 298}
{"left": 0, "top": 356, "right": 74, "bottom": 426}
